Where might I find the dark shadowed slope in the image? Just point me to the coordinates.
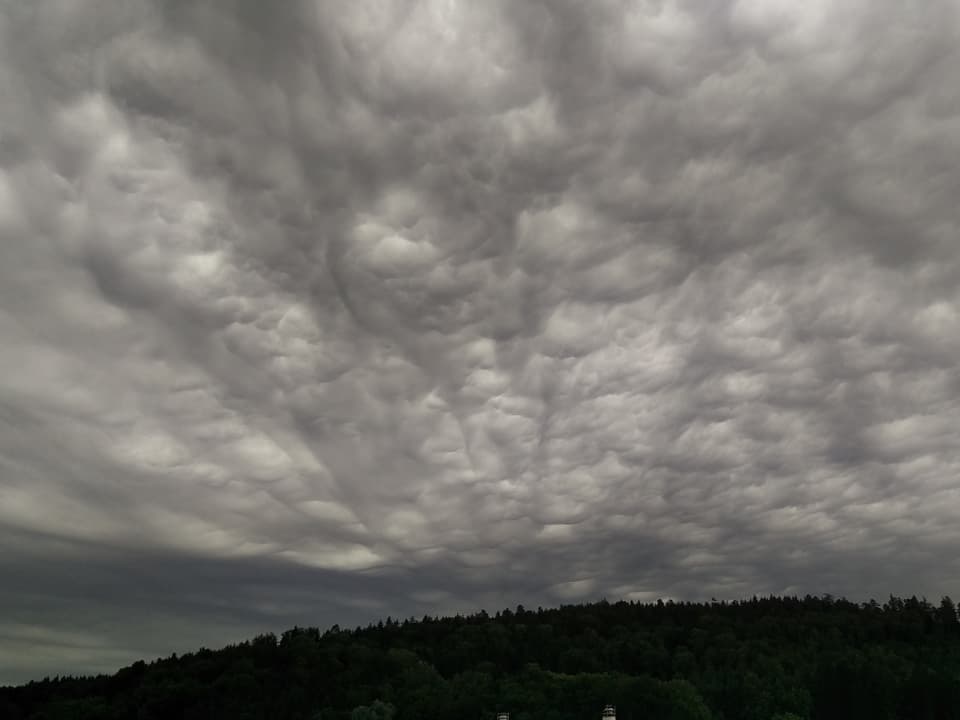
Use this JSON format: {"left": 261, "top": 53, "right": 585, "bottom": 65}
{"left": 2, "top": 595, "right": 960, "bottom": 720}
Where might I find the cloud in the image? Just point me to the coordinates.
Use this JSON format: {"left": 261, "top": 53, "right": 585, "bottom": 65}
{"left": 1, "top": 0, "right": 959, "bottom": 683}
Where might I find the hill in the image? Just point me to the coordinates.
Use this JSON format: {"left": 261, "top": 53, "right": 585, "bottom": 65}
{"left": 2, "top": 595, "right": 959, "bottom": 719}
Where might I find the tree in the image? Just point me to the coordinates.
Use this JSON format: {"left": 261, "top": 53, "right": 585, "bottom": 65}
{"left": 351, "top": 700, "right": 396, "bottom": 720}
{"left": 939, "top": 596, "right": 958, "bottom": 631}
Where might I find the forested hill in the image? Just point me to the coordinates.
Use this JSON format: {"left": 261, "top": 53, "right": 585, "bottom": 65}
{"left": 3, "top": 595, "right": 960, "bottom": 720}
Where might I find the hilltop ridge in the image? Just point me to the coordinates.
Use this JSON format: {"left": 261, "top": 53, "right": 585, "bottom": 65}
{"left": 2, "top": 595, "right": 959, "bottom": 719}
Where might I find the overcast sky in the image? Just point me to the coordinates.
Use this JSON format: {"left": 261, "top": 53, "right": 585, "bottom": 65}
{"left": 2, "top": 0, "right": 960, "bottom": 685}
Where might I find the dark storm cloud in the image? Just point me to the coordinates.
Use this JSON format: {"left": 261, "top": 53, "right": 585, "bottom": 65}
{"left": 1, "top": 0, "right": 960, "bottom": 684}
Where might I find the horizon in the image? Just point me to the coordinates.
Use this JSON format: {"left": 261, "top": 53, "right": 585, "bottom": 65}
{"left": 3, "top": 592, "right": 955, "bottom": 687}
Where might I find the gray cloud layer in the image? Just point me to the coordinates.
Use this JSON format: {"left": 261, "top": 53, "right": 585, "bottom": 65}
{"left": 2, "top": 0, "right": 960, "bottom": 684}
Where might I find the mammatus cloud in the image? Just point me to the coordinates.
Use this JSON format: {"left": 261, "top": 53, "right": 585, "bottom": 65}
{"left": 1, "top": 0, "right": 959, "bottom": 684}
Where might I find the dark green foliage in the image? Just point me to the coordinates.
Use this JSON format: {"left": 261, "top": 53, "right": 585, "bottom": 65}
{"left": 351, "top": 699, "right": 396, "bottom": 720}
{"left": 2, "top": 595, "right": 960, "bottom": 720}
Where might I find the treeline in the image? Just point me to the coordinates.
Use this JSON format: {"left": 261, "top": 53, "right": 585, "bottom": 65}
{"left": 2, "top": 595, "right": 960, "bottom": 720}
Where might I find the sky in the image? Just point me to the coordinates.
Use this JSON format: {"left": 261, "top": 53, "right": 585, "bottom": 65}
{"left": 1, "top": 0, "right": 959, "bottom": 685}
